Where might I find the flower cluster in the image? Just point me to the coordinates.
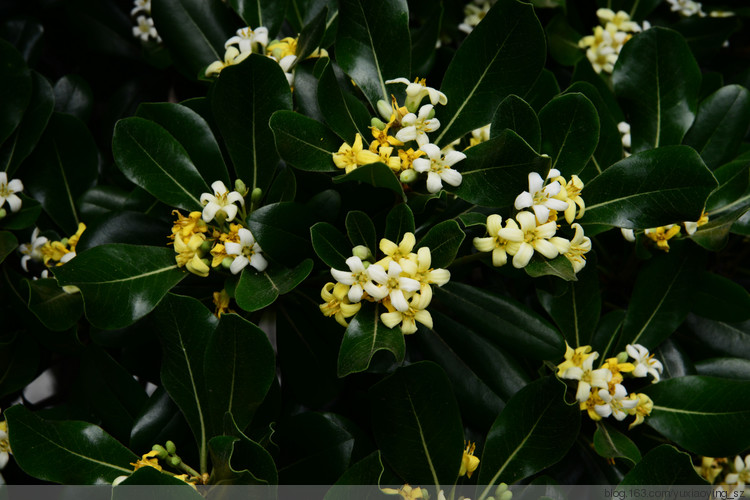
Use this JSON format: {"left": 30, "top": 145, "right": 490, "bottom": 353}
{"left": 578, "top": 9, "right": 645, "bottom": 74}
{"left": 699, "top": 454, "right": 750, "bottom": 495}
{"left": 205, "top": 24, "right": 327, "bottom": 86}
{"left": 319, "top": 234, "right": 449, "bottom": 333}
{"left": 169, "top": 180, "right": 267, "bottom": 284}
{"left": 18, "top": 223, "right": 86, "bottom": 280}
{"left": 0, "top": 172, "right": 23, "bottom": 215}
{"left": 474, "top": 169, "right": 590, "bottom": 272}
{"left": 332, "top": 77, "right": 466, "bottom": 195}
{"left": 557, "top": 343, "right": 662, "bottom": 428}
{"left": 117, "top": 441, "right": 203, "bottom": 487}
{"left": 458, "top": 0, "right": 496, "bottom": 34}
{"left": 0, "top": 411, "right": 10, "bottom": 473}
{"left": 620, "top": 211, "right": 709, "bottom": 252}
{"left": 131, "top": 0, "right": 161, "bottom": 42}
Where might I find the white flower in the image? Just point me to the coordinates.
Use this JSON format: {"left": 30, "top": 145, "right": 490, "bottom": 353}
{"left": 365, "top": 260, "right": 421, "bottom": 312}
{"left": 559, "top": 351, "right": 612, "bottom": 402}
{"left": 225, "top": 26, "right": 269, "bottom": 54}
{"left": 626, "top": 344, "right": 663, "bottom": 382}
{"left": 385, "top": 77, "right": 447, "bottom": 108}
{"left": 563, "top": 223, "right": 592, "bottom": 273}
{"left": 514, "top": 172, "right": 569, "bottom": 224}
{"left": 224, "top": 228, "right": 267, "bottom": 274}
{"left": 205, "top": 47, "right": 251, "bottom": 77}
{"left": 200, "top": 180, "right": 245, "bottom": 223}
{"left": 617, "top": 121, "right": 632, "bottom": 149}
{"left": 19, "top": 228, "right": 48, "bottom": 272}
{"left": 331, "top": 256, "right": 387, "bottom": 303}
{"left": 726, "top": 455, "right": 750, "bottom": 488}
{"left": 277, "top": 54, "right": 297, "bottom": 87}
{"left": 595, "top": 384, "right": 639, "bottom": 420}
{"left": 130, "top": 0, "right": 151, "bottom": 15}
{"left": 412, "top": 143, "right": 464, "bottom": 193}
{"left": 621, "top": 228, "right": 636, "bottom": 242}
{"left": 666, "top": 0, "right": 706, "bottom": 17}
{"left": 458, "top": 0, "right": 494, "bottom": 34}
{"left": 395, "top": 105, "right": 441, "bottom": 146}
{"left": 473, "top": 214, "right": 524, "bottom": 267}
{"left": 132, "top": 15, "right": 157, "bottom": 41}
{"left": 0, "top": 421, "right": 9, "bottom": 470}
{"left": 506, "top": 211, "right": 560, "bottom": 269}
{"left": 597, "top": 9, "right": 642, "bottom": 32}
{"left": 0, "top": 172, "right": 23, "bottom": 213}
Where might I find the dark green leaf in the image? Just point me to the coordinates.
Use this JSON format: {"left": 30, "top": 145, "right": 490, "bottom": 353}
{"left": 53, "top": 75, "right": 93, "bottom": 122}
{"left": 53, "top": 244, "right": 186, "bottom": 330}
{"left": 345, "top": 210, "right": 377, "bottom": 255}
{"left": 546, "top": 14, "right": 583, "bottom": 66}
{"left": 329, "top": 451, "right": 384, "bottom": 492}
{"left": 491, "top": 94, "right": 541, "bottom": 152}
{"left": 571, "top": 58, "right": 625, "bottom": 123}
{"left": 234, "top": 259, "right": 313, "bottom": 312}
{"left": 688, "top": 270, "right": 750, "bottom": 322}
{"left": 336, "top": 0, "right": 411, "bottom": 108}
{"left": 525, "top": 255, "right": 578, "bottom": 282}
{"left": 435, "top": 282, "right": 564, "bottom": 360}
{"left": 706, "top": 155, "right": 750, "bottom": 211}
{"left": 477, "top": 377, "right": 580, "bottom": 491}
{"left": 113, "top": 117, "right": 209, "bottom": 212}
{"left": 618, "top": 445, "right": 706, "bottom": 486}
{"left": 246, "top": 202, "right": 315, "bottom": 265}
{"left": 265, "top": 166, "right": 297, "bottom": 203}
{"left": 384, "top": 203, "right": 415, "bottom": 243}
{"left": 24, "top": 278, "right": 83, "bottom": 331}
{"left": 454, "top": 129, "right": 549, "bottom": 207}
{"left": 693, "top": 205, "right": 749, "bottom": 251}
{"left": 0, "top": 193, "right": 41, "bottom": 230}
{"left": 270, "top": 110, "right": 341, "bottom": 172}
{"left": 685, "top": 314, "right": 750, "bottom": 360}
{"left": 317, "top": 61, "right": 372, "bottom": 143}
{"left": 295, "top": 6, "right": 328, "bottom": 62}
{"left": 410, "top": 3, "right": 442, "bottom": 78}
{"left": 333, "top": 162, "right": 405, "bottom": 199}
{"left": 593, "top": 421, "right": 641, "bottom": 466}
{"left": 0, "top": 39, "right": 31, "bottom": 146}
{"left": 0, "top": 332, "right": 39, "bottom": 399}
{"left": 458, "top": 212, "right": 487, "bottom": 228}
{"left": 525, "top": 69, "right": 561, "bottom": 113}
{"left": 0, "top": 231, "right": 18, "bottom": 264}
{"left": 415, "top": 220, "right": 464, "bottom": 268}
{"left": 672, "top": 16, "right": 741, "bottom": 60}
{"left": 311, "top": 222, "right": 351, "bottom": 269}
{"left": 25, "top": 113, "right": 97, "bottom": 234}
{"left": 370, "top": 361, "right": 464, "bottom": 486}
{"left": 130, "top": 387, "right": 191, "bottom": 452}
{"left": 591, "top": 309, "right": 626, "bottom": 361}
{"left": 695, "top": 358, "right": 750, "bottom": 380}
{"left": 5, "top": 404, "right": 137, "bottom": 484}
{"left": 539, "top": 93, "right": 599, "bottom": 177}
{"left": 210, "top": 55, "right": 292, "bottom": 192}
{"left": 613, "top": 28, "right": 700, "bottom": 151}
{"left": 293, "top": 58, "right": 326, "bottom": 123}
{"left": 435, "top": 0, "right": 546, "bottom": 146}
{"left": 136, "top": 102, "right": 230, "bottom": 185}
{"left": 337, "top": 302, "right": 405, "bottom": 377}
{"left": 228, "top": 0, "right": 288, "bottom": 38}
{"left": 209, "top": 433, "right": 277, "bottom": 485}
{"left": 582, "top": 146, "right": 717, "bottom": 229}
{"left": 657, "top": 338, "right": 696, "bottom": 380}
{"left": 642, "top": 376, "right": 750, "bottom": 457}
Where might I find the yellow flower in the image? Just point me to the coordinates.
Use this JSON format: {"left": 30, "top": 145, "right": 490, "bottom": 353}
{"left": 459, "top": 441, "right": 480, "bottom": 478}
{"left": 382, "top": 484, "right": 424, "bottom": 499}
{"left": 684, "top": 211, "right": 709, "bottom": 235}
{"left": 267, "top": 36, "right": 298, "bottom": 60}
{"left": 40, "top": 223, "right": 86, "bottom": 267}
{"left": 473, "top": 214, "right": 524, "bottom": 267}
{"left": 626, "top": 393, "right": 653, "bottom": 429}
{"left": 213, "top": 289, "right": 234, "bottom": 318}
{"left": 556, "top": 343, "right": 593, "bottom": 377}
{"left": 174, "top": 233, "right": 210, "bottom": 277}
{"left": 380, "top": 294, "right": 433, "bottom": 334}
{"left": 563, "top": 223, "right": 592, "bottom": 273}
{"left": 210, "top": 242, "right": 229, "bottom": 267}
{"left": 644, "top": 224, "right": 681, "bottom": 252}
{"left": 67, "top": 223, "right": 86, "bottom": 251}
{"left": 171, "top": 210, "right": 207, "bottom": 241}
{"left": 205, "top": 46, "right": 251, "bottom": 77}
{"left": 579, "top": 388, "right": 605, "bottom": 421}
{"left": 376, "top": 232, "right": 417, "bottom": 268}
{"left": 369, "top": 122, "right": 404, "bottom": 153}
{"left": 131, "top": 450, "right": 162, "bottom": 471}
{"left": 694, "top": 456, "right": 725, "bottom": 484}
{"left": 602, "top": 357, "right": 635, "bottom": 390}
{"left": 377, "top": 146, "right": 402, "bottom": 172}
{"left": 332, "top": 134, "right": 380, "bottom": 173}
{"left": 320, "top": 282, "right": 361, "bottom": 327}
{"left": 552, "top": 174, "right": 585, "bottom": 224}
{"left": 397, "top": 148, "right": 425, "bottom": 171}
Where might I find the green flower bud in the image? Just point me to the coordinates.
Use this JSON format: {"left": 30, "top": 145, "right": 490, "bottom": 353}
{"left": 168, "top": 455, "right": 182, "bottom": 467}
{"left": 405, "top": 95, "right": 421, "bottom": 114}
{"left": 420, "top": 489, "right": 429, "bottom": 500}
{"left": 377, "top": 99, "right": 392, "bottom": 121}
{"left": 371, "top": 117, "right": 387, "bottom": 130}
{"left": 165, "top": 440, "right": 176, "bottom": 455}
{"left": 199, "top": 240, "right": 212, "bottom": 253}
{"left": 400, "top": 169, "right": 418, "bottom": 184}
{"left": 151, "top": 444, "right": 168, "bottom": 459}
{"left": 426, "top": 107, "right": 436, "bottom": 120}
{"left": 200, "top": 258, "right": 210, "bottom": 269}
{"left": 499, "top": 491, "right": 513, "bottom": 500}
{"left": 60, "top": 238, "right": 69, "bottom": 247}
{"left": 496, "top": 483, "right": 509, "bottom": 496}
{"left": 616, "top": 351, "right": 629, "bottom": 363}
{"left": 251, "top": 187, "right": 263, "bottom": 204}
{"left": 234, "top": 179, "right": 248, "bottom": 196}
{"left": 0, "top": 208, "right": 6, "bottom": 219}
{"left": 352, "top": 245, "right": 372, "bottom": 261}
{"left": 222, "top": 256, "right": 234, "bottom": 269}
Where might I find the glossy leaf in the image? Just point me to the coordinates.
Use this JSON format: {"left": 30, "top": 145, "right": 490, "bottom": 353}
{"left": 435, "top": 282, "right": 564, "bottom": 360}
{"left": 539, "top": 93, "right": 599, "bottom": 177}
{"left": 435, "top": 0, "right": 546, "bottom": 146}
{"left": 692, "top": 205, "right": 749, "bottom": 251}
{"left": 571, "top": 59, "right": 625, "bottom": 123}
{"left": 265, "top": 165, "right": 297, "bottom": 204}
{"left": 270, "top": 110, "right": 341, "bottom": 172}
{"left": 311, "top": 222, "right": 351, "bottom": 269}
{"left": 524, "top": 68, "right": 560, "bottom": 112}
{"left": 370, "top": 361, "right": 464, "bottom": 486}
{"left": 210, "top": 55, "right": 293, "bottom": 192}
{"left": 0, "top": 332, "right": 39, "bottom": 399}
{"left": 695, "top": 358, "right": 750, "bottom": 380}
{"left": 454, "top": 129, "right": 549, "bottom": 207}
{"left": 53, "top": 74, "right": 93, "bottom": 122}
{"left": 525, "top": 255, "right": 577, "bottom": 282}
{"left": 642, "top": 376, "right": 750, "bottom": 457}
{"left": 337, "top": 302, "right": 405, "bottom": 378}
{"left": 333, "top": 162, "right": 405, "bottom": 199}
{"left": 235, "top": 259, "right": 313, "bottom": 312}
{"left": 0, "top": 231, "right": 18, "bottom": 264}
{"left": 130, "top": 387, "right": 192, "bottom": 452}
{"left": 477, "top": 377, "right": 580, "bottom": 492}
{"left": 5, "top": 404, "right": 136, "bottom": 484}
{"left": 384, "top": 203, "right": 415, "bottom": 243}
{"left": 491, "top": 94, "right": 541, "bottom": 152}
{"left": 209, "top": 433, "right": 277, "bottom": 485}
{"left": 116, "top": 466, "right": 205, "bottom": 496}
{"left": 582, "top": 147, "right": 717, "bottom": 229}
{"left": 336, "top": 0, "right": 410, "bottom": 108}
{"left": 415, "top": 220, "right": 464, "bottom": 268}
{"left": 228, "top": 0, "right": 288, "bottom": 38}
{"left": 685, "top": 314, "right": 750, "bottom": 360}
{"left": 246, "top": 202, "right": 315, "bottom": 265}
{"left": 0, "top": 193, "right": 41, "bottom": 230}
{"left": 618, "top": 445, "right": 706, "bottom": 485}
{"left": 24, "top": 113, "right": 98, "bottom": 234}
{"left": 409, "top": 2, "right": 442, "bottom": 78}
{"left": 329, "top": 451, "right": 384, "bottom": 492}
{"left": 657, "top": 338, "right": 696, "bottom": 380}
{"left": 317, "top": 61, "right": 372, "bottom": 143}
{"left": 706, "top": 155, "right": 750, "bottom": 211}
{"left": 136, "top": 102, "right": 230, "bottom": 185}
{"left": 545, "top": 13, "right": 583, "bottom": 66}
{"left": 53, "top": 244, "right": 186, "bottom": 330}
{"left": 688, "top": 270, "right": 750, "bottom": 323}
{"left": 613, "top": 28, "right": 700, "bottom": 152}
{"left": 113, "top": 117, "right": 209, "bottom": 211}
{"left": 346, "top": 210, "right": 377, "bottom": 255}
{"left": 593, "top": 421, "right": 641, "bottom": 466}
{"left": 24, "top": 278, "right": 83, "bottom": 332}
{"left": 0, "top": 39, "right": 31, "bottom": 146}
{"left": 295, "top": 5, "right": 328, "bottom": 62}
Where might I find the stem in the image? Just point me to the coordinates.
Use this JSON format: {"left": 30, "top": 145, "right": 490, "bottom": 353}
{"left": 178, "top": 461, "right": 202, "bottom": 479}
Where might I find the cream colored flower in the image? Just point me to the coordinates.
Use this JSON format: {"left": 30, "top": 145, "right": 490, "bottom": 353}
{"left": 472, "top": 214, "right": 524, "bottom": 267}
{"left": 506, "top": 211, "right": 560, "bottom": 269}
{"left": 200, "top": 180, "right": 245, "bottom": 223}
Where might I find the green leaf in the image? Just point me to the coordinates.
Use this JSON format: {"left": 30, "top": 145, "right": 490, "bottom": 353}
{"left": 0, "top": 39, "right": 31, "bottom": 146}
{"left": 0, "top": 332, "right": 39, "bottom": 399}
{"left": 410, "top": 3, "right": 442, "bottom": 78}
{"left": 593, "top": 421, "right": 641, "bottom": 466}
{"left": 311, "top": 222, "right": 351, "bottom": 269}
{"left": 24, "top": 278, "right": 83, "bottom": 332}
{"left": 458, "top": 212, "right": 488, "bottom": 228}
{"left": 115, "top": 466, "right": 205, "bottom": 495}
{"left": 384, "top": 203, "right": 415, "bottom": 243}
{"left": 265, "top": 165, "right": 297, "bottom": 203}
{"left": 612, "top": 28, "right": 700, "bottom": 152}
{"left": 695, "top": 358, "right": 750, "bottom": 380}
{"left": 210, "top": 55, "right": 293, "bottom": 192}
{"left": 295, "top": 5, "right": 328, "bottom": 62}
{"left": 53, "top": 74, "right": 93, "bottom": 122}
{"left": 706, "top": 155, "right": 750, "bottom": 211}
{"left": 234, "top": 259, "right": 313, "bottom": 312}
{"left": 336, "top": 0, "right": 411, "bottom": 108}
{"left": 685, "top": 314, "right": 750, "bottom": 360}
{"left": 333, "top": 162, "right": 405, "bottom": 199}
{"left": 337, "top": 302, "right": 405, "bottom": 377}
{"left": 136, "top": 102, "right": 230, "bottom": 185}
{"left": 0, "top": 71, "right": 54, "bottom": 176}
{"left": 642, "top": 376, "right": 750, "bottom": 457}
{"left": 491, "top": 94, "right": 541, "bottom": 152}
{"left": 454, "top": 130, "right": 549, "bottom": 207}
{"left": 435, "top": 282, "right": 564, "bottom": 360}
{"left": 53, "top": 244, "right": 186, "bottom": 330}
{"left": 346, "top": 210, "right": 377, "bottom": 255}
{"left": 151, "top": 0, "right": 235, "bottom": 78}
{"left": 581, "top": 146, "right": 717, "bottom": 229}
{"left": 545, "top": 13, "right": 583, "bottom": 66}
{"left": 415, "top": 220, "right": 465, "bottom": 268}
{"left": 571, "top": 58, "right": 625, "bottom": 123}
{"left": 205, "top": 314, "right": 275, "bottom": 433}
{"left": 0, "top": 231, "right": 18, "bottom": 264}
{"left": 435, "top": 0, "right": 546, "bottom": 146}
{"left": 370, "top": 361, "right": 464, "bottom": 487}
{"left": 113, "top": 117, "right": 209, "bottom": 212}
{"left": 5, "top": 404, "right": 137, "bottom": 484}
{"left": 683, "top": 85, "right": 750, "bottom": 169}
{"left": 477, "top": 377, "right": 580, "bottom": 492}
{"left": 209, "top": 432, "right": 277, "bottom": 485}
{"left": 672, "top": 16, "right": 741, "bottom": 61}
{"left": 228, "top": 0, "right": 288, "bottom": 38}
{"left": 692, "top": 205, "right": 749, "bottom": 251}
{"left": 270, "top": 110, "right": 341, "bottom": 172}
{"left": 317, "top": 61, "right": 372, "bottom": 143}
{"left": 246, "top": 202, "right": 315, "bottom": 265}
{"left": 130, "top": 387, "right": 191, "bottom": 452}
{"left": 618, "top": 445, "right": 706, "bottom": 486}
{"left": 539, "top": 93, "right": 599, "bottom": 177}
{"left": 525, "top": 69, "right": 560, "bottom": 113}
{"left": 688, "top": 270, "right": 750, "bottom": 323}
{"left": 525, "top": 255, "right": 578, "bottom": 282}
{"left": 329, "top": 451, "right": 384, "bottom": 492}
{"left": 24, "top": 113, "right": 97, "bottom": 234}
{"left": 0, "top": 193, "right": 41, "bottom": 230}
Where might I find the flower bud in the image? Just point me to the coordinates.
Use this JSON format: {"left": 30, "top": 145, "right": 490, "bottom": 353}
{"left": 500, "top": 492, "right": 513, "bottom": 500}
{"left": 222, "top": 257, "right": 234, "bottom": 269}
{"left": 371, "top": 117, "right": 387, "bottom": 130}
{"left": 251, "top": 187, "right": 263, "bottom": 204}
{"left": 352, "top": 245, "right": 372, "bottom": 261}
{"left": 60, "top": 238, "right": 69, "bottom": 247}
{"left": 151, "top": 444, "right": 168, "bottom": 459}
{"left": 400, "top": 169, "right": 418, "bottom": 184}
{"left": 168, "top": 455, "right": 182, "bottom": 467}
{"left": 420, "top": 489, "right": 429, "bottom": 499}
{"left": 0, "top": 208, "right": 6, "bottom": 219}
{"left": 234, "top": 179, "right": 248, "bottom": 196}
{"left": 377, "top": 99, "right": 392, "bottom": 121}
{"left": 165, "top": 440, "right": 176, "bottom": 455}
{"left": 199, "top": 240, "right": 212, "bottom": 253}
{"left": 426, "top": 107, "right": 435, "bottom": 120}
{"left": 496, "top": 483, "right": 509, "bottom": 496}
{"left": 616, "top": 351, "right": 629, "bottom": 363}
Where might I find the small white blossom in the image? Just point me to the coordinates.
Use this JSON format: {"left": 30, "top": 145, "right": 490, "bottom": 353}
{"left": 132, "top": 15, "right": 158, "bottom": 41}
{"left": 726, "top": 455, "right": 750, "bottom": 489}
{"left": 560, "top": 351, "right": 612, "bottom": 402}
{"left": 200, "top": 180, "right": 245, "bottom": 223}
{"left": 412, "top": 143, "right": 464, "bottom": 193}
{"left": 0, "top": 172, "right": 23, "bottom": 213}
{"left": 595, "top": 384, "right": 639, "bottom": 420}
{"left": 506, "top": 211, "right": 560, "bottom": 269}
{"left": 224, "top": 228, "right": 267, "bottom": 274}
{"left": 395, "top": 104, "right": 440, "bottom": 146}
{"left": 225, "top": 26, "right": 269, "bottom": 54}
{"left": 331, "top": 256, "right": 387, "bottom": 303}
{"left": 386, "top": 77, "right": 447, "bottom": 108}
{"left": 131, "top": 0, "right": 151, "bottom": 15}
{"left": 626, "top": 344, "right": 663, "bottom": 382}
{"left": 365, "top": 260, "right": 420, "bottom": 312}
{"left": 19, "top": 228, "right": 48, "bottom": 272}
{"left": 514, "top": 172, "right": 568, "bottom": 224}
{"left": 666, "top": 0, "right": 706, "bottom": 17}
{"left": 458, "top": 0, "right": 495, "bottom": 34}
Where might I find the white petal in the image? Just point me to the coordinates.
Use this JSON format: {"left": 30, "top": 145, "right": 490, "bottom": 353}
{"left": 532, "top": 204, "right": 550, "bottom": 224}
{"left": 512, "top": 242, "right": 534, "bottom": 268}
{"left": 227, "top": 191, "right": 245, "bottom": 205}
{"left": 348, "top": 284, "right": 363, "bottom": 303}
{"left": 390, "top": 289, "right": 409, "bottom": 312}
{"left": 238, "top": 228, "right": 254, "bottom": 246}
{"left": 249, "top": 253, "right": 268, "bottom": 272}
{"left": 222, "top": 204, "right": 238, "bottom": 222}
{"left": 202, "top": 202, "right": 220, "bottom": 222}
{"left": 6, "top": 193, "right": 22, "bottom": 212}
{"left": 331, "top": 268, "right": 355, "bottom": 285}
{"left": 439, "top": 168, "right": 462, "bottom": 187}
{"left": 346, "top": 256, "right": 365, "bottom": 273}
{"left": 576, "top": 381, "right": 592, "bottom": 402}
{"left": 385, "top": 77, "right": 411, "bottom": 85}
{"left": 398, "top": 276, "right": 421, "bottom": 293}
{"left": 211, "top": 180, "right": 228, "bottom": 194}
{"left": 395, "top": 126, "right": 418, "bottom": 143}
{"left": 224, "top": 241, "right": 242, "bottom": 256}
{"left": 528, "top": 172, "right": 544, "bottom": 193}
{"left": 419, "top": 143, "right": 441, "bottom": 160}
{"left": 443, "top": 150, "right": 466, "bottom": 166}
{"left": 514, "top": 191, "right": 533, "bottom": 210}
{"left": 230, "top": 255, "right": 249, "bottom": 274}
{"left": 366, "top": 264, "right": 388, "bottom": 284}
{"left": 7, "top": 179, "right": 23, "bottom": 192}
{"left": 380, "top": 311, "right": 402, "bottom": 329}
{"left": 412, "top": 158, "right": 430, "bottom": 173}
{"left": 426, "top": 171, "right": 443, "bottom": 193}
